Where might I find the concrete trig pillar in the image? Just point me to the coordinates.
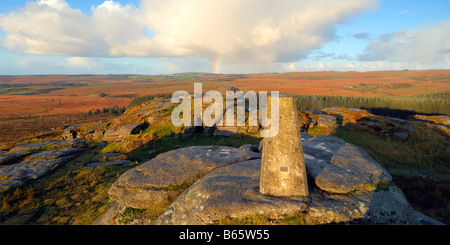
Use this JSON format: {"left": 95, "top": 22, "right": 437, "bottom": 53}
{"left": 259, "top": 95, "right": 309, "bottom": 197}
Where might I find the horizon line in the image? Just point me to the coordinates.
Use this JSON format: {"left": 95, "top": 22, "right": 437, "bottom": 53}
{"left": 1, "top": 68, "right": 450, "bottom": 77}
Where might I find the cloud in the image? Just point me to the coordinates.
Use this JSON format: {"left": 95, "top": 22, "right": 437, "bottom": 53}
{"left": 0, "top": 0, "right": 378, "bottom": 64}
{"left": 0, "top": 0, "right": 142, "bottom": 56}
{"left": 67, "top": 57, "right": 99, "bottom": 69}
{"left": 397, "top": 10, "right": 409, "bottom": 15}
{"left": 38, "top": 0, "right": 70, "bottom": 10}
{"left": 353, "top": 32, "right": 370, "bottom": 40}
{"left": 359, "top": 19, "right": 450, "bottom": 67}
{"left": 297, "top": 60, "right": 428, "bottom": 72}
{"left": 287, "top": 63, "right": 297, "bottom": 71}
{"left": 0, "top": 0, "right": 105, "bottom": 56}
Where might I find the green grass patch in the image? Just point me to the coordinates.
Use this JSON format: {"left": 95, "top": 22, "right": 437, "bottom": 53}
{"left": 8, "top": 88, "right": 37, "bottom": 95}
{"left": 127, "top": 131, "right": 261, "bottom": 164}
{"left": 116, "top": 204, "right": 171, "bottom": 225}
{"left": 151, "top": 133, "right": 261, "bottom": 158}
{"left": 214, "top": 212, "right": 307, "bottom": 225}
{"left": 142, "top": 124, "right": 176, "bottom": 138}
{"left": 333, "top": 121, "right": 450, "bottom": 224}
{"left": 0, "top": 86, "right": 66, "bottom": 95}
{"left": 99, "top": 142, "right": 126, "bottom": 154}
{"left": 158, "top": 183, "right": 192, "bottom": 192}
{"left": 117, "top": 207, "right": 146, "bottom": 224}
{"left": 0, "top": 145, "right": 134, "bottom": 225}
{"left": 0, "top": 131, "right": 261, "bottom": 225}
{"left": 0, "top": 87, "right": 14, "bottom": 94}
{"left": 334, "top": 123, "right": 450, "bottom": 175}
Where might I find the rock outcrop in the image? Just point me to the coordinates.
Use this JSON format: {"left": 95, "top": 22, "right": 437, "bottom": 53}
{"left": 86, "top": 160, "right": 134, "bottom": 168}
{"left": 2, "top": 92, "right": 446, "bottom": 225}
{"left": 99, "top": 133, "right": 441, "bottom": 225}
{"left": 0, "top": 151, "right": 32, "bottom": 166}
{"left": 300, "top": 107, "right": 375, "bottom": 135}
{"left": 413, "top": 114, "right": 450, "bottom": 135}
{"left": 108, "top": 146, "right": 260, "bottom": 209}
{"left": 413, "top": 114, "right": 450, "bottom": 126}
{"left": 102, "top": 123, "right": 145, "bottom": 142}
{"left": 301, "top": 111, "right": 339, "bottom": 135}
{"left": 154, "top": 159, "right": 308, "bottom": 225}
{"left": 8, "top": 140, "right": 59, "bottom": 153}
{"left": 322, "top": 107, "right": 374, "bottom": 125}
{"left": 299, "top": 107, "right": 425, "bottom": 141}
{"left": 62, "top": 125, "right": 78, "bottom": 140}
{"left": 111, "top": 99, "right": 174, "bottom": 128}
{"left": 7, "top": 138, "right": 88, "bottom": 153}
{"left": 85, "top": 152, "right": 134, "bottom": 168}
{"left": 0, "top": 140, "right": 89, "bottom": 190}
{"left": 302, "top": 135, "right": 392, "bottom": 194}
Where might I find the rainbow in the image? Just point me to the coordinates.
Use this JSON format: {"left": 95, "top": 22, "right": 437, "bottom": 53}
{"left": 213, "top": 55, "right": 221, "bottom": 74}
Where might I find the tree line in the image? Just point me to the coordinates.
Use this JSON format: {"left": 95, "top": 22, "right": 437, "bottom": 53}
{"left": 295, "top": 92, "right": 449, "bottom": 117}
{"left": 86, "top": 105, "right": 127, "bottom": 116}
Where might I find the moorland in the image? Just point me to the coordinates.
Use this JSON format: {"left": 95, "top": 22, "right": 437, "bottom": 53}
{"left": 0, "top": 70, "right": 449, "bottom": 224}
{"left": 1, "top": 70, "right": 449, "bottom": 145}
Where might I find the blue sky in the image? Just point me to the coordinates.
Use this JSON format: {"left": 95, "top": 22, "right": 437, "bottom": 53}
{"left": 0, "top": 0, "right": 449, "bottom": 75}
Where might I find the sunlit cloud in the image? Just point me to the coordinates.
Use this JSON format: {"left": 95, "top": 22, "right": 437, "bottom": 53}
{"left": 0, "top": 0, "right": 378, "bottom": 64}
{"left": 359, "top": 19, "right": 450, "bottom": 67}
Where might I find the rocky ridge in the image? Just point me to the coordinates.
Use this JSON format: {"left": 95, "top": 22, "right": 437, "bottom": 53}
{"left": 108, "top": 145, "right": 258, "bottom": 210}
{"left": 299, "top": 106, "right": 450, "bottom": 138}
{"left": 97, "top": 133, "right": 441, "bottom": 225}
{"left": 1, "top": 89, "right": 447, "bottom": 224}
{"left": 0, "top": 139, "right": 89, "bottom": 190}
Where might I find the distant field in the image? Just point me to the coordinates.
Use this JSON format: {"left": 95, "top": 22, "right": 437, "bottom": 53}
{"left": 1, "top": 70, "right": 449, "bottom": 144}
